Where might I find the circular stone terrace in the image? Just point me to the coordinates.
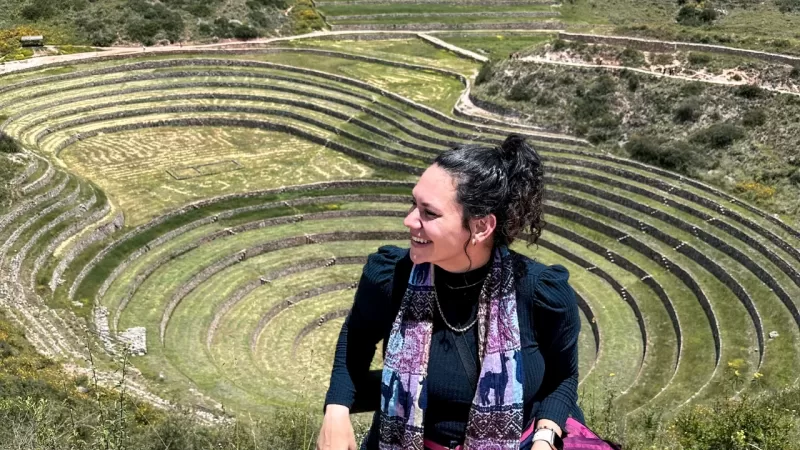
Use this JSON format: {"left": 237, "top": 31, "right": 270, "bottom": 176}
{"left": 0, "top": 36, "right": 798, "bottom": 421}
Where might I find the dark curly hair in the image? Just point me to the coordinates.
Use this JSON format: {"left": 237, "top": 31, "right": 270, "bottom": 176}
{"left": 433, "top": 133, "right": 546, "bottom": 252}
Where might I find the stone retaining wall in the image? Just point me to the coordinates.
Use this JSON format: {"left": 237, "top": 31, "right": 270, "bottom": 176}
{"left": 556, "top": 176, "right": 800, "bottom": 335}
{"left": 207, "top": 255, "right": 367, "bottom": 349}
{"left": 159, "top": 229, "right": 407, "bottom": 342}
{"left": 551, "top": 200, "right": 723, "bottom": 364}
{"left": 109, "top": 201, "right": 406, "bottom": 330}
{"left": 9, "top": 153, "right": 37, "bottom": 186}
{"left": 552, "top": 190, "right": 764, "bottom": 364}
{"left": 20, "top": 161, "right": 55, "bottom": 195}
{"left": 18, "top": 92, "right": 453, "bottom": 153}
{"left": 549, "top": 156, "right": 800, "bottom": 267}
{"left": 50, "top": 118, "right": 424, "bottom": 175}
{"left": 251, "top": 282, "right": 356, "bottom": 351}
{"left": 11, "top": 190, "right": 95, "bottom": 286}
{"left": 0, "top": 183, "right": 80, "bottom": 260}
{"left": 544, "top": 219, "right": 649, "bottom": 364}
{"left": 0, "top": 173, "right": 68, "bottom": 233}
{"left": 292, "top": 309, "right": 351, "bottom": 357}
{"left": 34, "top": 103, "right": 439, "bottom": 161}
{"left": 53, "top": 211, "right": 123, "bottom": 294}
{"left": 31, "top": 199, "right": 105, "bottom": 289}
{"left": 2, "top": 54, "right": 585, "bottom": 147}
{"left": 555, "top": 147, "right": 800, "bottom": 242}
{"left": 78, "top": 180, "right": 412, "bottom": 305}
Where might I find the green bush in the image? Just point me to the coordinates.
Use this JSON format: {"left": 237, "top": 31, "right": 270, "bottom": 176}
{"left": 790, "top": 169, "right": 800, "bottom": 185}
{"left": 20, "top": 0, "right": 57, "bottom": 21}
{"left": 506, "top": 81, "right": 533, "bottom": 101}
{"left": 125, "top": 0, "right": 185, "bottom": 44}
{"left": 687, "top": 52, "right": 712, "bottom": 65}
{"left": 681, "top": 81, "right": 705, "bottom": 96}
{"left": 673, "top": 392, "right": 797, "bottom": 450}
{"left": 735, "top": 84, "right": 763, "bottom": 99}
{"left": 776, "top": 0, "right": 800, "bottom": 13}
{"left": 676, "top": 4, "right": 718, "bottom": 26}
{"left": 619, "top": 48, "right": 646, "bottom": 67}
{"left": 691, "top": 122, "right": 746, "bottom": 148}
{"left": 674, "top": 98, "right": 702, "bottom": 123}
{"left": 742, "top": 108, "right": 767, "bottom": 127}
{"left": 626, "top": 136, "right": 700, "bottom": 174}
{"left": 627, "top": 75, "right": 640, "bottom": 92}
{"left": 0, "top": 132, "right": 21, "bottom": 154}
{"left": 475, "top": 62, "right": 494, "bottom": 85}
{"left": 232, "top": 24, "right": 258, "bottom": 40}
{"left": 551, "top": 38, "right": 568, "bottom": 52}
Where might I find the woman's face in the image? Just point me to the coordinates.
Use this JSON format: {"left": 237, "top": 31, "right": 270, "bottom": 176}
{"left": 403, "top": 164, "right": 474, "bottom": 271}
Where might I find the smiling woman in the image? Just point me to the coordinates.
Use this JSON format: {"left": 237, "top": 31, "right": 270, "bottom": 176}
{"left": 318, "top": 135, "right": 617, "bottom": 450}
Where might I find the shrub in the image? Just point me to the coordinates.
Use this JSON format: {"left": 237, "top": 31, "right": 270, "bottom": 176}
{"left": 676, "top": 5, "right": 718, "bottom": 26}
{"left": 742, "top": 108, "right": 767, "bottom": 127}
{"left": 619, "top": 48, "right": 646, "bottom": 67}
{"left": 536, "top": 92, "right": 557, "bottom": 106}
{"left": 673, "top": 391, "right": 796, "bottom": 449}
{"left": 232, "top": 24, "right": 258, "bottom": 40}
{"left": 652, "top": 53, "right": 674, "bottom": 65}
{"left": 0, "top": 132, "right": 20, "bottom": 154}
{"left": 125, "top": 0, "right": 185, "bottom": 44}
{"left": 790, "top": 169, "right": 800, "bottom": 185}
{"left": 735, "top": 180, "right": 776, "bottom": 199}
{"left": 674, "top": 98, "right": 702, "bottom": 122}
{"left": 691, "top": 122, "right": 746, "bottom": 148}
{"left": 776, "top": 0, "right": 800, "bottom": 12}
{"left": 20, "top": 0, "right": 56, "bottom": 21}
{"left": 626, "top": 136, "right": 700, "bottom": 173}
{"left": 551, "top": 38, "right": 568, "bottom": 52}
{"left": 506, "top": 81, "right": 533, "bottom": 101}
{"left": 735, "top": 84, "right": 763, "bottom": 99}
{"left": 475, "top": 62, "right": 494, "bottom": 85}
{"left": 627, "top": 75, "right": 640, "bottom": 92}
{"left": 687, "top": 52, "right": 712, "bottom": 65}
{"left": 681, "top": 81, "right": 705, "bottom": 96}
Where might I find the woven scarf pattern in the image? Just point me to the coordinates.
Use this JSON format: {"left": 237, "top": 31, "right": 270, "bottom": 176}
{"left": 379, "top": 246, "right": 524, "bottom": 450}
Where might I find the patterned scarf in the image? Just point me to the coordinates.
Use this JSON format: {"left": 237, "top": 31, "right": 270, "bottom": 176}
{"left": 379, "top": 246, "right": 524, "bottom": 450}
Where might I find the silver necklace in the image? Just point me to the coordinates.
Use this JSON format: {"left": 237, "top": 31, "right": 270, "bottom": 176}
{"left": 441, "top": 276, "right": 486, "bottom": 290}
{"left": 433, "top": 281, "right": 479, "bottom": 333}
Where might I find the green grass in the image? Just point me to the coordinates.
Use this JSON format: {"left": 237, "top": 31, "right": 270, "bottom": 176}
{"left": 284, "top": 38, "right": 481, "bottom": 76}
{"left": 515, "top": 240, "right": 646, "bottom": 396}
{"left": 330, "top": 15, "right": 561, "bottom": 26}
{"left": 117, "top": 216, "right": 406, "bottom": 411}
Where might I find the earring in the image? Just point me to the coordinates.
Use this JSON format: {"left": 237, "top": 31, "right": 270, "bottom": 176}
{"left": 472, "top": 238, "right": 477, "bottom": 245}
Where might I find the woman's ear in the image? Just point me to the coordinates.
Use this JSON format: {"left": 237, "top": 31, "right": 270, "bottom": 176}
{"left": 472, "top": 214, "right": 497, "bottom": 244}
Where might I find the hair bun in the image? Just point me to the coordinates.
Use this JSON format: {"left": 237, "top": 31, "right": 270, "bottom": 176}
{"left": 499, "top": 134, "right": 528, "bottom": 163}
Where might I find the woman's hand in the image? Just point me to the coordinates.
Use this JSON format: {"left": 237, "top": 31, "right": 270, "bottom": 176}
{"left": 316, "top": 404, "right": 357, "bottom": 450}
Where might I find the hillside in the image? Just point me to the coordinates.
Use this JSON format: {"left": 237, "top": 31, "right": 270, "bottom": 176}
{"left": 471, "top": 36, "right": 800, "bottom": 225}
{"left": 0, "top": 0, "right": 322, "bottom": 49}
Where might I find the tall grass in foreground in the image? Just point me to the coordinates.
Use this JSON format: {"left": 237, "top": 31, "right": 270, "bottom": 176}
{"left": 0, "top": 311, "right": 797, "bottom": 449}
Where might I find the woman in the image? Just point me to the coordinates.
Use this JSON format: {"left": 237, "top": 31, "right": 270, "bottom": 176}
{"left": 318, "top": 134, "right": 584, "bottom": 450}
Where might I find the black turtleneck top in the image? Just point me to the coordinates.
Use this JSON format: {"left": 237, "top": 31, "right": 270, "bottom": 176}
{"left": 324, "top": 245, "right": 582, "bottom": 449}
